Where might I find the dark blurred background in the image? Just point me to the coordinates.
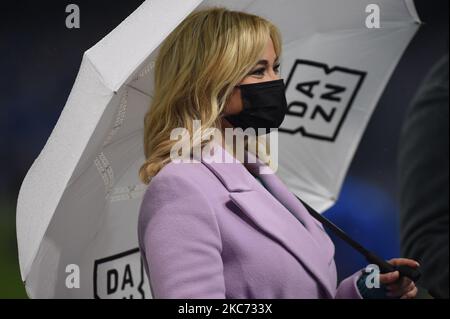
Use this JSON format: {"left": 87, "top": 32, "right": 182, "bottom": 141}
{"left": 1, "top": 0, "right": 448, "bottom": 298}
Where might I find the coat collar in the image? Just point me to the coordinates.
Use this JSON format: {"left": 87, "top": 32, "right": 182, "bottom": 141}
{"left": 197, "top": 141, "right": 336, "bottom": 298}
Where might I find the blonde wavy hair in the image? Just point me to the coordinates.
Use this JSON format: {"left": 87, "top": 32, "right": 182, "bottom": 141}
{"left": 139, "top": 7, "right": 283, "bottom": 184}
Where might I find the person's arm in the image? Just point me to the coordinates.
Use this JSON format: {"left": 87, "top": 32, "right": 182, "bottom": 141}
{"left": 335, "top": 258, "right": 419, "bottom": 299}
{"left": 139, "top": 171, "right": 226, "bottom": 299}
{"left": 335, "top": 267, "right": 365, "bottom": 299}
{"left": 398, "top": 55, "right": 449, "bottom": 299}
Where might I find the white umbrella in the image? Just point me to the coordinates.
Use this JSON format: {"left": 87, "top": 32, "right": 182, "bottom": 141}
{"left": 16, "top": 0, "right": 421, "bottom": 298}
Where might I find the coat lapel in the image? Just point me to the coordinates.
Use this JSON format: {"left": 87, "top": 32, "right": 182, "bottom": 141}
{"left": 199, "top": 142, "right": 335, "bottom": 298}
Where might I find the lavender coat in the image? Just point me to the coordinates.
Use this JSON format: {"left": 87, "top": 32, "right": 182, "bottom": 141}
{"left": 138, "top": 142, "right": 364, "bottom": 299}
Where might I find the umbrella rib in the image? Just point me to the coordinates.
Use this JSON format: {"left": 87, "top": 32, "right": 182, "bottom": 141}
{"left": 126, "top": 84, "right": 152, "bottom": 98}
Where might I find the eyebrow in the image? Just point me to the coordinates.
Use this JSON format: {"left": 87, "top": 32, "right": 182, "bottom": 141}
{"left": 255, "top": 57, "right": 280, "bottom": 66}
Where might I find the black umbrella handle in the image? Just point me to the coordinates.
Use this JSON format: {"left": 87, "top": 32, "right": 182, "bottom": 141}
{"left": 295, "top": 196, "right": 422, "bottom": 283}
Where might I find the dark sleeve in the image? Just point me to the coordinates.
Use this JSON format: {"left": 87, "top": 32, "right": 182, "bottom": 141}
{"left": 397, "top": 54, "right": 449, "bottom": 299}
{"left": 356, "top": 272, "right": 389, "bottom": 299}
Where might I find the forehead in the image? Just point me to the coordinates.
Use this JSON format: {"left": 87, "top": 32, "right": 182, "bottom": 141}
{"left": 259, "top": 38, "right": 278, "bottom": 61}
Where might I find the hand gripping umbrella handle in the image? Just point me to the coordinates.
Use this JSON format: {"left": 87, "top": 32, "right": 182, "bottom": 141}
{"left": 365, "top": 252, "right": 422, "bottom": 282}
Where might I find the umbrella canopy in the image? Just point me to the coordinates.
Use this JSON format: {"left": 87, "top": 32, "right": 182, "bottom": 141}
{"left": 16, "top": 0, "right": 420, "bottom": 298}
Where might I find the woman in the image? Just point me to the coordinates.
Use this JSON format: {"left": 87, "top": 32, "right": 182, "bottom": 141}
{"left": 137, "top": 7, "right": 419, "bottom": 299}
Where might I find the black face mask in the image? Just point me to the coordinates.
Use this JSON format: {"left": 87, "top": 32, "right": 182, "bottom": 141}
{"left": 225, "top": 79, "right": 288, "bottom": 135}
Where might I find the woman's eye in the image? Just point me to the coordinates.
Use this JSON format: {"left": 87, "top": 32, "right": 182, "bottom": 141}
{"left": 274, "top": 64, "right": 281, "bottom": 73}
{"left": 251, "top": 68, "right": 266, "bottom": 76}
{"left": 250, "top": 64, "right": 281, "bottom": 76}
